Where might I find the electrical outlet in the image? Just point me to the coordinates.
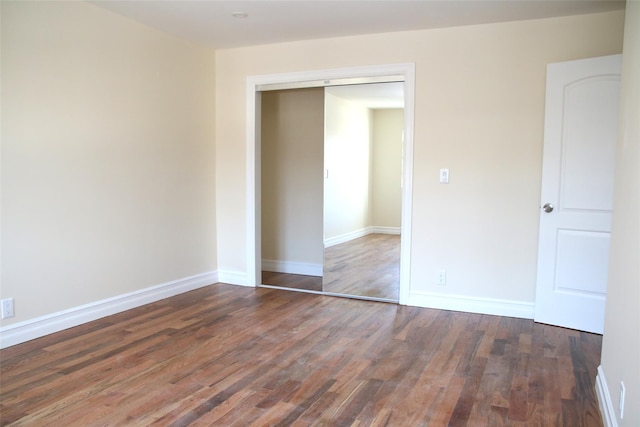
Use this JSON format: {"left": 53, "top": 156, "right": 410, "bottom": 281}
{"left": 620, "top": 381, "right": 626, "bottom": 419}
{"left": 437, "top": 270, "right": 446, "bottom": 286}
{"left": 1, "top": 298, "right": 14, "bottom": 319}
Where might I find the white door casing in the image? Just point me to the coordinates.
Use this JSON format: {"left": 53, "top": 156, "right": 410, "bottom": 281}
{"left": 246, "top": 64, "right": 415, "bottom": 305}
{"left": 534, "top": 55, "right": 621, "bottom": 334}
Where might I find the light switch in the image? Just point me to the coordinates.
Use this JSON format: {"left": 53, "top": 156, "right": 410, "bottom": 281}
{"left": 439, "top": 168, "right": 449, "bottom": 184}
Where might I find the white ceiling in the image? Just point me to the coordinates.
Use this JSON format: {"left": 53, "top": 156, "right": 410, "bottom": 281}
{"left": 90, "top": 0, "right": 624, "bottom": 50}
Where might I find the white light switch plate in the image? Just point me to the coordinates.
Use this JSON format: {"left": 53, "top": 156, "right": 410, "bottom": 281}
{"left": 439, "top": 168, "right": 449, "bottom": 184}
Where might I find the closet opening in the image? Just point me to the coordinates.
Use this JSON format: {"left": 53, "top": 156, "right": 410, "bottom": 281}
{"left": 246, "top": 64, "right": 415, "bottom": 305}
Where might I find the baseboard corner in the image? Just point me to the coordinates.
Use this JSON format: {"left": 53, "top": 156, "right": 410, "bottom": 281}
{"left": 217, "top": 270, "right": 251, "bottom": 287}
{"left": 596, "top": 365, "right": 619, "bottom": 427}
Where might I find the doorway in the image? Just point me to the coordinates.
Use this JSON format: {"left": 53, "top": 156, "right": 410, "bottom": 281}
{"left": 246, "top": 64, "right": 415, "bottom": 305}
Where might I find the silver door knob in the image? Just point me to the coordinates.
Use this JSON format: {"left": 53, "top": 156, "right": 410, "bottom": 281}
{"left": 543, "top": 203, "right": 554, "bottom": 213}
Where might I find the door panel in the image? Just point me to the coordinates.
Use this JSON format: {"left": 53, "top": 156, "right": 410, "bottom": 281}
{"left": 554, "top": 230, "right": 610, "bottom": 295}
{"left": 561, "top": 77, "right": 619, "bottom": 211}
{"left": 534, "top": 54, "right": 621, "bottom": 334}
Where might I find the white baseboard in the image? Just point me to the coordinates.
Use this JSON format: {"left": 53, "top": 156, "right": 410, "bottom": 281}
{"left": 262, "top": 259, "right": 322, "bottom": 276}
{"left": 369, "top": 226, "right": 401, "bottom": 235}
{"left": 217, "top": 270, "right": 251, "bottom": 287}
{"left": 596, "top": 366, "right": 618, "bottom": 427}
{"left": 324, "top": 226, "right": 400, "bottom": 248}
{"left": 0, "top": 271, "right": 218, "bottom": 349}
{"left": 407, "top": 291, "right": 535, "bottom": 319}
{"left": 324, "top": 227, "right": 370, "bottom": 248}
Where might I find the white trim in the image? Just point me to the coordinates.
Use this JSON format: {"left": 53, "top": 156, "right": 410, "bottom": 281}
{"left": 247, "top": 63, "right": 415, "bottom": 301}
{"left": 249, "top": 65, "right": 409, "bottom": 90}
{"left": 246, "top": 84, "right": 262, "bottom": 287}
{"left": 407, "top": 291, "right": 535, "bottom": 319}
{"left": 324, "top": 226, "right": 401, "bottom": 247}
{"left": 217, "top": 270, "right": 251, "bottom": 287}
{"left": 257, "top": 74, "right": 404, "bottom": 92}
{"left": 398, "top": 64, "right": 415, "bottom": 306}
{"left": 370, "top": 226, "right": 401, "bottom": 235}
{"left": 0, "top": 271, "right": 218, "bottom": 349}
{"left": 324, "top": 228, "right": 370, "bottom": 248}
{"left": 596, "top": 366, "right": 619, "bottom": 427}
{"left": 262, "top": 260, "right": 323, "bottom": 276}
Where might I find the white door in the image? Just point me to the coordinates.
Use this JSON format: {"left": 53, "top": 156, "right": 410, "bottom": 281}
{"left": 534, "top": 54, "right": 621, "bottom": 334}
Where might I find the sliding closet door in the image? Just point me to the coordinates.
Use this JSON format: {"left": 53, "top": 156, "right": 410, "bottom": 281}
{"left": 261, "top": 88, "right": 325, "bottom": 289}
{"left": 323, "top": 84, "right": 404, "bottom": 302}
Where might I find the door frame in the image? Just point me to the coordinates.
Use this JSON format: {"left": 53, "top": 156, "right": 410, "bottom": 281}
{"left": 245, "top": 63, "right": 415, "bottom": 304}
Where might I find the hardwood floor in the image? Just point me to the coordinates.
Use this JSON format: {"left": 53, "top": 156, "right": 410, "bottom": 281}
{"left": 0, "top": 283, "right": 603, "bottom": 426}
{"left": 262, "top": 271, "right": 323, "bottom": 292}
{"left": 324, "top": 234, "right": 400, "bottom": 300}
{"left": 263, "top": 234, "right": 400, "bottom": 300}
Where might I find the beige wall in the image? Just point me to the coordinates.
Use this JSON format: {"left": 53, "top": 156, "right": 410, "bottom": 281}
{"left": 372, "top": 109, "right": 403, "bottom": 229}
{"left": 261, "top": 88, "right": 324, "bottom": 266}
{"left": 600, "top": 2, "right": 640, "bottom": 425}
{"left": 0, "top": 6, "right": 634, "bottom": 414}
{"left": 215, "top": 11, "right": 624, "bottom": 302}
{"left": 1, "top": 1, "right": 217, "bottom": 325}
{"left": 324, "top": 92, "right": 372, "bottom": 240}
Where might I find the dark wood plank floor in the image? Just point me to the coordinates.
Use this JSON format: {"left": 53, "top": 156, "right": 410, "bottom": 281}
{"left": 324, "top": 234, "right": 400, "bottom": 300}
{"left": 263, "top": 234, "right": 400, "bottom": 300}
{"left": 262, "top": 271, "right": 323, "bottom": 292}
{"left": 0, "top": 283, "right": 602, "bottom": 426}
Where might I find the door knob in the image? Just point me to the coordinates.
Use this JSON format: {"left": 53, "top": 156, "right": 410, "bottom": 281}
{"left": 543, "top": 203, "right": 554, "bottom": 213}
